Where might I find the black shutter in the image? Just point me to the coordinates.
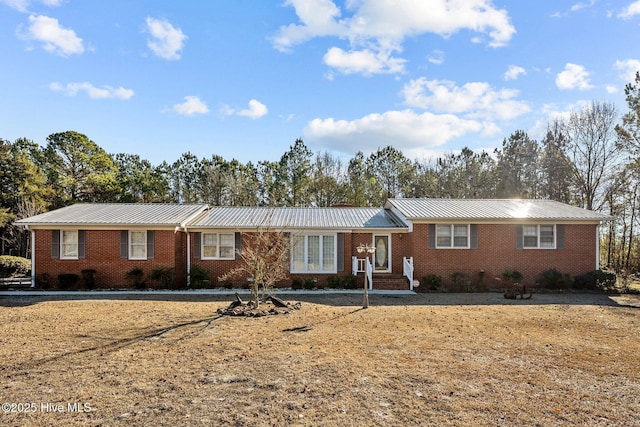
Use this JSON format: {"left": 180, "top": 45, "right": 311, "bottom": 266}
{"left": 193, "top": 232, "right": 201, "bottom": 259}
{"left": 120, "top": 230, "right": 128, "bottom": 258}
{"left": 557, "top": 224, "right": 565, "bottom": 250}
{"left": 51, "top": 230, "right": 60, "bottom": 259}
{"left": 470, "top": 224, "right": 478, "bottom": 249}
{"left": 337, "top": 233, "right": 345, "bottom": 272}
{"left": 235, "top": 232, "right": 242, "bottom": 260}
{"left": 78, "top": 230, "right": 86, "bottom": 259}
{"left": 147, "top": 230, "right": 155, "bottom": 259}
{"left": 516, "top": 225, "right": 523, "bottom": 250}
{"left": 428, "top": 224, "right": 436, "bottom": 249}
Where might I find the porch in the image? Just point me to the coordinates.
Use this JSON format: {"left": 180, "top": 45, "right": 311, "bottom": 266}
{"left": 352, "top": 256, "right": 414, "bottom": 291}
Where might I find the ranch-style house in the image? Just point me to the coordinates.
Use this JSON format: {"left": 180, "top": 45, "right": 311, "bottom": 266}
{"left": 16, "top": 198, "right": 611, "bottom": 290}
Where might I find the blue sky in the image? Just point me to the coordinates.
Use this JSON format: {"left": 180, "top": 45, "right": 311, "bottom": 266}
{"left": 1, "top": 0, "right": 640, "bottom": 165}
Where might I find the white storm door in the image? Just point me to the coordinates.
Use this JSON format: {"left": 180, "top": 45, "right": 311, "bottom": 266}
{"left": 373, "top": 234, "right": 391, "bottom": 273}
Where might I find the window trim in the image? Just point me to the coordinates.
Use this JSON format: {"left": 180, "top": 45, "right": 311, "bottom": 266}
{"left": 201, "top": 232, "right": 236, "bottom": 260}
{"left": 522, "top": 224, "right": 556, "bottom": 249}
{"left": 290, "top": 233, "right": 337, "bottom": 274}
{"left": 435, "top": 224, "right": 470, "bottom": 249}
{"left": 60, "top": 229, "right": 79, "bottom": 260}
{"left": 128, "top": 230, "right": 148, "bottom": 260}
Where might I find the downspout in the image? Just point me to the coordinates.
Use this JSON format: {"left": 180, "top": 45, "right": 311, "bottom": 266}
{"left": 596, "top": 224, "right": 600, "bottom": 270}
{"left": 186, "top": 228, "right": 191, "bottom": 287}
{"left": 27, "top": 226, "right": 35, "bottom": 288}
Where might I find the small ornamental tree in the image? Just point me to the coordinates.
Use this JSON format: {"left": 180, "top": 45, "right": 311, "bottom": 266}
{"left": 220, "top": 225, "right": 290, "bottom": 308}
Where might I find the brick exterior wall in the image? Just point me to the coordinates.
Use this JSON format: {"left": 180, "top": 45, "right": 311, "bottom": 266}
{"left": 31, "top": 222, "right": 600, "bottom": 290}
{"left": 407, "top": 223, "right": 598, "bottom": 288}
{"left": 191, "top": 231, "right": 360, "bottom": 288}
{"left": 33, "top": 229, "right": 184, "bottom": 288}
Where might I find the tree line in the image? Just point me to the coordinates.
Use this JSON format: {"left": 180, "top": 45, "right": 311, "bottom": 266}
{"left": 2, "top": 73, "right": 640, "bottom": 275}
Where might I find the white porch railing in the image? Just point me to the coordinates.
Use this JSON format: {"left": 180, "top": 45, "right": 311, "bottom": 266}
{"left": 352, "top": 256, "right": 366, "bottom": 274}
{"left": 352, "top": 256, "right": 373, "bottom": 290}
{"left": 365, "top": 257, "right": 373, "bottom": 290}
{"left": 403, "top": 256, "right": 414, "bottom": 291}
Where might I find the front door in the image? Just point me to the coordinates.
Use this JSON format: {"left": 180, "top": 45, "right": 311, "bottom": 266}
{"left": 373, "top": 234, "right": 391, "bottom": 273}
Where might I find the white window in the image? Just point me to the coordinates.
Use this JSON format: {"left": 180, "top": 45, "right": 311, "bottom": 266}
{"left": 436, "top": 224, "right": 469, "bottom": 248}
{"left": 61, "top": 230, "right": 78, "bottom": 259}
{"left": 202, "top": 233, "right": 235, "bottom": 260}
{"left": 129, "top": 230, "right": 147, "bottom": 260}
{"left": 291, "top": 234, "right": 336, "bottom": 273}
{"left": 523, "top": 225, "right": 555, "bottom": 249}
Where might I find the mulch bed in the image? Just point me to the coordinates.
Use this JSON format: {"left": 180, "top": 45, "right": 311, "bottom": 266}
{"left": 216, "top": 293, "right": 301, "bottom": 317}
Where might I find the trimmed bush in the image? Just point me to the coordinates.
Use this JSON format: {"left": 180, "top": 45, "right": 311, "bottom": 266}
{"left": 125, "top": 267, "right": 146, "bottom": 289}
{"left": 573, "top": 270, "right": 617, "bottom": 291}
{"left": 81, "top": 269, "right": 97, "bottom": 289}
{"left": 36, "top": 273, "right": 51, "bottom": 290}
{"left": 291, "top": 278, "right": 303, "bottom": 290}
{"left": 342, "top": 275, "right": 356, "bottom": 289}
{"left": 0, "top": 255, "right": 31, "bottom": 278}
{"left": 451, "top": 272, "right": 472, "bottom": 291}
{"left": 57, "top": 273, "right": 79, "bottom": 290}
{"left": 419, "top": 274, "right": 442, "bottom": 292}
{"left": 502, "top": 269, "right": 523, "bottom": 284}
{"left": 189, "top": 265, "right": 210, "bottom": 288}
{"left": 150, "top": 267, "right": 175, "bottom": 289}
{"left": 304, "top": 278, "right": 316, "bottom": 290}
{"left": 538, "top": 268, "right": 573, "bottom": 290}
{"left": 326, "top": 275, "right": 342, "bottom": 289}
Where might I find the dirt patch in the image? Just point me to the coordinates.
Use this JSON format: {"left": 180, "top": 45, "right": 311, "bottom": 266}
{"left": 0, "top": 292, "right": 638, "bottom": 426}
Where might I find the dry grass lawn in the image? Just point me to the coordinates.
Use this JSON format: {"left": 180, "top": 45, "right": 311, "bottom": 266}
{"left": 0, "top": 292, "right": 639, "bottom": 426}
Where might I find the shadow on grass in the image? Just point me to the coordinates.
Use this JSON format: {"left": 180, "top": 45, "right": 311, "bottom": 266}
{"left": 5, "top": 315, "right": 224, "bottom": 373}
{"left": 282, "top": 307, "right": 365, "bottom": 333}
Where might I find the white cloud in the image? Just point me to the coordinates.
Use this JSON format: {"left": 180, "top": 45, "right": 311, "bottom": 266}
{"left": 20, "top": 14, "right": 83, "bottom": 56}
{"left": 503, "top": 65, "right": 526, "bottom": 81}
{"left": 402, "top": 78, "right": 530, "bottom": 120}
{"left": 551, "top": 0, "right": 595, "bottom": 17}
{"left": 614, "top": 59, "right": 640, "bottom": 82}
{"left": 1, "top": 0, "right": 63, "bottom": 12}
{"left": 555, "top": 63, "right": 593, "bottom": 90}
{"left": 145, "top": 17, "right": 187, "bottom": 60}
{"left": 50, "top": 82, "right": 134, "bottom": 99}
{"left": 530, "top": 100, "right": 591, "bottom": 140}
{"left": 238, "top": 99, "right": 268, "bottom": 119}
{"left": 272, "top": 0, "right": 515, "bottom": 75}
{"left": 427, "top": 49, "right": 445, "bottom": 65}
{"left": 605, "top": 85, "right": 619, "bottom": 94}
{"left": 570, "top": 0, "right": 595, "bottom": 12}
{"left": 304, "top": 109, "right": 498, "bottom": 154}
{"left": 221, "top": 99, "right": 268, "bottom": 119}
{"left": 619, "top": 1, "right": 640, "bottom": 18}
{"left": 271, "top": 0, "right": 345, "bottom": 53}
{"left": 173, "top": 96, "right": 209, "bottom": 116}
{"left": 323, "top": 46, "right": 405, "bottom": 75}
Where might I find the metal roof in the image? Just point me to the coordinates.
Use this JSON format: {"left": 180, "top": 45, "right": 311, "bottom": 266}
{"left": 15, "top": 203, "right": 208, "bottom": 227}
{"left": 386, "top": 198, "right": 612, "bottom": 222}
{"left": 188, "top": 206, "right": 407, "bottom": 230}
{"left": 15, "top": 199, "right": 611, "bottom": 230}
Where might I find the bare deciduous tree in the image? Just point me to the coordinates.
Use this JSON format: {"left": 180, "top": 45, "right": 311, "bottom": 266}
{"left": 560, "top": 100, "right": 620, "bottom": 210}
{"left": 220, "top": 224, "right": 290, "bottom": 308}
